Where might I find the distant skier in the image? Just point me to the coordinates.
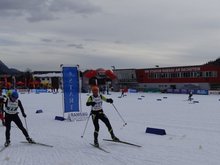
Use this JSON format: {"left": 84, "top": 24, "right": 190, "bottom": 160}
{"left": 188, "top": 90, "right": 193, "bottom": 101}
{"left": 86, "top": 86, "right": 119, "bottom": 147}
{"left": 4, "top": 90, "right": 34, "bottom": 147}
{"left": 106, "top": 85, "right": 110, "bottom": 95}
{"left": 121, "top": 88, "right": 126, "bottom": 97}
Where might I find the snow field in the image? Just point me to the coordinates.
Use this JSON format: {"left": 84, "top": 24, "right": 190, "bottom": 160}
{"left": 0, "top": 92, "right": 220, "bottom": 165}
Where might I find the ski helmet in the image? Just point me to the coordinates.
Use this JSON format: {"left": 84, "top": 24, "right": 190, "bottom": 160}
{"left": 11, "top": 91, "right": 19, "bottom": 99}
{"left": 91, "top": 86, "right": 99, "bottom": 92}
{"left": 7, "top": 90, "right": 12, "bottom": 97}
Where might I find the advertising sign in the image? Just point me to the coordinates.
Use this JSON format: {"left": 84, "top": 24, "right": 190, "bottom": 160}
{"left": 62, "top": 67, "right": 79, "bottom": 113}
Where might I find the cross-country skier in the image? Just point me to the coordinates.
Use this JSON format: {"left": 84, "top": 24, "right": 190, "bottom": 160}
{"left": 120, "top": 88, "right": 125, "bottom": 97}
{"left": 0, "top": 89, "right": 6, "bottom": 126}
{"left": 4, "top": 90, "right": 34, "bottom": 147}
{"left": 188, "top": 90, "right": 193, "bottom": 101}
{"left": 86, "top": 86, "right": 119, "bottom": 147}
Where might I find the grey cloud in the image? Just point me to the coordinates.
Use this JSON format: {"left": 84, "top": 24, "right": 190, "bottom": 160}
{"left": 114, "top": 40, "right": 123, "bottom": 44}
{"left": 41, "top": 38, "right": 53, "bottom": 43}
{"left": 55, "top": 39, "right": 66, "bottom": 43}
{"left": 40, "top": 38, "right": 67, "bottom": 45}
{"left": 1, "top": 0, "right": 220, "bottom": 71}
{"left": 49, "top": 0, "right": 100, "bottom": 13}
{"left": 67, "top": 44, "right": 84, "bottom": 49}
{"left": 0, "top": 0, "right": 101, "bottom": 22}
{"left": 0, "top": 38, "right": 19, "bottom": 46}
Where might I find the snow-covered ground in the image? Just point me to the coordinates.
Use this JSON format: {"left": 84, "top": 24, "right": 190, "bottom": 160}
{"left": 0, "top": 92, "right": 220, "bottom": 165}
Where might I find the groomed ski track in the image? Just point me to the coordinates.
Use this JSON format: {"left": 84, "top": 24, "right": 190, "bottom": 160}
{"left": 0, "top": 92, "right": 220, "bottom": 165}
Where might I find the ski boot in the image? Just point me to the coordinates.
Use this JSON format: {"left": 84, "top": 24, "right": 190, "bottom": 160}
{"left": 112, "top": 136, "right": 120, "bottom": 142}
{"left": 111, "top": 134, "right": 120, "bottom": 142}
{"left": 26, "top": 137, "right": 34, "bottom": 143}
{"left": 4, "top": 140, "right": 10, "bottom": 147}
{"left": 110, "top": 131, "right": 120, "bottom": 142}
{"left": 94, "top": 139, "right": 99, "bottom": 147}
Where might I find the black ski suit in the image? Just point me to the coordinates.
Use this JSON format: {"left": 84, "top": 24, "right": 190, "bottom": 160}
{"left": 0, "top": 95, "right": 5, "bottom": 125}
{"left": 86, "top": 95, "right": 116, "bottom": 142}
{"left": 4, "top": 98, "right": 29, "bottom": 141}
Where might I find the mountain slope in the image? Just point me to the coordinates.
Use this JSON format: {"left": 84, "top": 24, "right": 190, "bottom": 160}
{"left": 0, "top": 60, "right": 22, "bottom": 75}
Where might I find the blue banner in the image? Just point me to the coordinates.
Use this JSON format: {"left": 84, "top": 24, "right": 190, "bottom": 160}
{"left": 35, "top": 89, "right": 48, "bottom": 93}
{"left": 166, "top": 89, "right": 208, "bottom": 95}
{"left": 196, "top": 89, "right": 208, "bottom": 95}
{"left": 62, "top": 67, "right": 79, "bottom": 113}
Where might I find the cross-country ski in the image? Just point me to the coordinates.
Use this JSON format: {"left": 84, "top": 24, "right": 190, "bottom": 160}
{"left": 103, "top": 139, "right": 142, "bottom": 148}
{"left": 20, "top": 141, "right": 53, "bottom": 148}
{"left": 89, "top": 143, "right": 110, "bottom": 153}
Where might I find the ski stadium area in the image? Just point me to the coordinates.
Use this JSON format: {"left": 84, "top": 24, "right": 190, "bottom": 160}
{"left": 0, "top": 91, "right": 219, "bottom": 165}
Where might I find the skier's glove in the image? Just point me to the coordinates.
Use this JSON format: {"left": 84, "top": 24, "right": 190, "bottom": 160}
{"left": 23, "top": 113, "right": 27, "bottom": 118}
{"left": 86, "top": 102, "right": 96, "bottom": 106}
{"left": 107, "top": 98, "right": 113, "bottom": 104}
{"left": 90, "top": 102, "right": 96, "bottom": 106}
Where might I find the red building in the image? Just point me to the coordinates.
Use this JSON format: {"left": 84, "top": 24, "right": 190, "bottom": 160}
{"left": 135, "top": 64, "right": 220, "bottom": 90}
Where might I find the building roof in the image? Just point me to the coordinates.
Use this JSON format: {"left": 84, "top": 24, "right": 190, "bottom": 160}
{"left": 33, "top": 72, "right": 62, "bottom": 78}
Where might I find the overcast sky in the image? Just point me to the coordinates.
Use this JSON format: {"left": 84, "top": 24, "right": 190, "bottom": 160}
{"left": 0, "top": 0, "right": 220, "bottom": 71}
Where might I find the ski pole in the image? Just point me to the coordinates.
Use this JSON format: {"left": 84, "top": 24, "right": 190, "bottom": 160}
{"left": 81, "top": 113, "right": 91, "bottom": 138}
{"left": 24, "top": 117, "right": 29, "bottom": 134}
{"left": 112, "top": 103, "right": 127, "bottom": 127}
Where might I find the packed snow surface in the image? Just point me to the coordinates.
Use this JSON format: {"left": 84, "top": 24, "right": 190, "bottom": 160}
{"left": 0, "top": 92, "right": 220, "bottom": 165}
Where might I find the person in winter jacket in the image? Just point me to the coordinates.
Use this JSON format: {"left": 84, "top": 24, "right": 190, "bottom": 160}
{"left": 4, "top": 90, "right": 34, "bottom": 147}
{"left": 86, "top": 86, "right": 119, "bottom": 147}
{"left": 0, "top": 89, "right": 6, "bottom": 126}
